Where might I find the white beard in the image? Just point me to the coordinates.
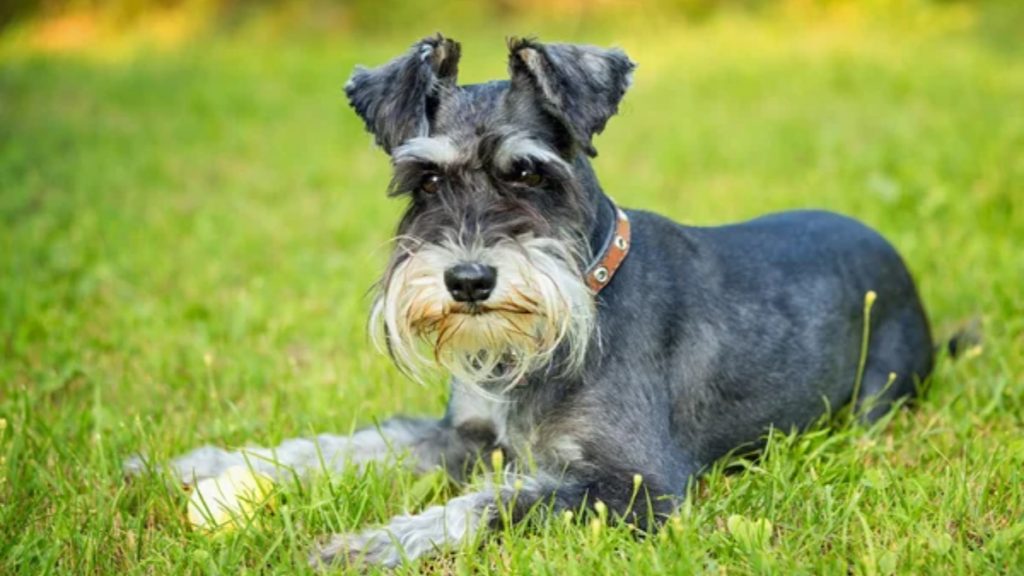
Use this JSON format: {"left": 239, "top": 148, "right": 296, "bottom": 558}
{"left": 371, "top": 235, "right": 596, "bottom": 392}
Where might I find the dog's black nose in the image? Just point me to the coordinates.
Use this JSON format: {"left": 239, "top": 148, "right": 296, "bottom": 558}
{"left": 444, "top": 263, "right": 497, "bottom": 303}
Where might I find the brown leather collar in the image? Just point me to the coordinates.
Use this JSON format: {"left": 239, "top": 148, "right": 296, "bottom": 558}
{"left": 585, "top": 201, "right": 631, "bottom": 293}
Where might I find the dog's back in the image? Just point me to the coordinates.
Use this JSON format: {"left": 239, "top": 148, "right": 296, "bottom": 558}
{"left": 601, "top": 208, "right": 934, "bottom": 465}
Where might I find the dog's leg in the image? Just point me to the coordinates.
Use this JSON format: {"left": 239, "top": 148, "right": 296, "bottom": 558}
{"left": 312, "top": 471, "right": 676, "bottom": 569}
{"left": 311, "top": 484, "right": 510, "bottom": 569}
{"left": 855, "top": 366, "right": 920, "bottom": 424}
{"left": 855, "top": 308, "right": 934, "bottom": 424}
{"left": 125, "top": 416, "right": 474, "bottom": 485}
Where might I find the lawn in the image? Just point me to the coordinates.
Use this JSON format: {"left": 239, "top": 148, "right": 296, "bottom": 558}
{"left": 1, "top": 2, "right": 1023, "bottom": 574}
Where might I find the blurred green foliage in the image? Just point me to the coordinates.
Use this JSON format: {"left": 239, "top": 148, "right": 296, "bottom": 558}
{"left": 2, "top": 0, "right": 1021, "bottom": 61}
{"left": 1, "top": 0, "right": 1023, "bottom": 574}
{"left": 1, "top": 0, "right": 1016, "bottom": 31}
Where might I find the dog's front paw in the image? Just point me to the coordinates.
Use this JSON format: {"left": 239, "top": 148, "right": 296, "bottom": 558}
{"left": 310, "top": 529, "right": 404, "bottom": 571}
{"left": 122, "top": 453, "right": 150, "bottom": 478}
{"left": 124, "top": 445, "right": 248, "bottom": 486}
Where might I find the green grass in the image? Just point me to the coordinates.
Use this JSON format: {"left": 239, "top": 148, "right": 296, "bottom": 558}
{"left": 2, "top": 4, "right": 1023, "bottom": 575}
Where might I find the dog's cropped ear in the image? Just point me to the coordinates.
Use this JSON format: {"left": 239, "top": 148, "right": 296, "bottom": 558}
{"left": 508, "top": 38, "right": 636, "bottom": 157}
{"left": 345, "top": 34, "right": 461, "bottom": 154}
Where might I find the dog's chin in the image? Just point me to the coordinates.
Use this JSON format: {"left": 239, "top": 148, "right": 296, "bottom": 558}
{"left": 376, "top": 297, "right": 578, "bottom": 393}
{"left": 423, "top": 309, "right": 550, "bottom": 388}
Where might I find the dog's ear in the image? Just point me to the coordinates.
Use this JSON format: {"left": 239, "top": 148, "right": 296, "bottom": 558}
{"left": 507, "top": 37, "right": 636, "bottom": 157}
{"left": 345, "top": 34, "right": 461, "bottom": 154}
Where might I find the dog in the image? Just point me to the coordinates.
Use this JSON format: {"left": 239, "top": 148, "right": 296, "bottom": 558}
{"left": 130, "top": 35, "right": 937, "bottom": 569}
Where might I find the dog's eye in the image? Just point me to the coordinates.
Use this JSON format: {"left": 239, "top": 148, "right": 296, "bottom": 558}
{"left": 419, "top": 173, "right": 442, "bottom": 194}
{"left": 513, "top": 168, "right": 544, "bottom": 188}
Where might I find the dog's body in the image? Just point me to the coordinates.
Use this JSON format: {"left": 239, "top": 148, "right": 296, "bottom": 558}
{"left": 133, "top": 36, "right": 935, "bottom": 569}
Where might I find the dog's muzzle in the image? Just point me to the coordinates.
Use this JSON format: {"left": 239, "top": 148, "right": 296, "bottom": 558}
{"left": 372, "top": 203, "right": 630, "bottom": 390}
{"left": 371, "top": 236, "right": 591, "bottom": 389}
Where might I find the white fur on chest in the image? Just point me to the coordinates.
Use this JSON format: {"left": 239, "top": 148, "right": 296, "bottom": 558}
{"left": 447, "top": 382, "right": 511, "bottom": 442}
{"left": 447, "top": 382, "right": 584, "bottom": 467}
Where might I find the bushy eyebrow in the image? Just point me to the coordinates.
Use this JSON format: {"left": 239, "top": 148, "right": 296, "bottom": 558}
{"left": 391, "top": 136, "right": 463, "bottom": 167}
{"left": 490, "top": 131, "right": 572, "bottom": 174}
{"left": 386, "top": 130, "right": 576, "bottom": 196}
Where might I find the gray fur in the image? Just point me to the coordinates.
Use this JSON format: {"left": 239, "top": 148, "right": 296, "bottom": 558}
{"left": 312, "top": 482, "right": 532, "bottom": 569}
{"left": 507, "top": 37, "right": 636, "bottom": 157}
{"left": 129, "top": 34, "right": 938, "bottom": 571}
{"left": 346, "top": 34, "right": 461, "bottom": 153}
{"left": 124, "top": 417, "right": 446, "bottom": 484}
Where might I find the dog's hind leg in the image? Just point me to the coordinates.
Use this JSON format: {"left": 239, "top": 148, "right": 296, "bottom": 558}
{"left": 125, "top": 416, "right": 481, "bottom": 485}
{"left": 855, "top": 307, "right": 934, "bottom": 424}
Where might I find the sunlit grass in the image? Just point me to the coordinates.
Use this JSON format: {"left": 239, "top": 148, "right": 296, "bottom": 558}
{"left": 1, "top": 3, "right": 1022, "bottom": 574}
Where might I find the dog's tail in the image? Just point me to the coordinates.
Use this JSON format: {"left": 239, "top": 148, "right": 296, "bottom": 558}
{"left": 937, "top": 317, "right": 983, "bottom": 360}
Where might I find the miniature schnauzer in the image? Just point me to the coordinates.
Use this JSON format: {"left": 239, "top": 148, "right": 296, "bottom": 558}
{"left": 131, "top": 35, "right": 937, "bottom": 569}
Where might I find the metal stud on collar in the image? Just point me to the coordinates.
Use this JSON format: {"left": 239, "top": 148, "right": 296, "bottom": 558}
{"left": 584, "top": 199, "right": 631, "bottom": 293}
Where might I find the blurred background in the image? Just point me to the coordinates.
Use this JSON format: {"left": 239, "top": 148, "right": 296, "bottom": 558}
{"left": 1, "top": 1, "right": 1023, "bottom": 573}
{"left": 1, "top": 0, "right": 1022, "bottom": 437}
{"left": 2, "top": 0, "right": 1024, "bottom": 55}
{"left": 2, "top": 0, "right": 1022, "bottom": 426}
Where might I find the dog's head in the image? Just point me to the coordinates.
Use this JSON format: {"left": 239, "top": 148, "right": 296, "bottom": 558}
{"left": 346, "top": 34, "right": 635, "bottom": 388}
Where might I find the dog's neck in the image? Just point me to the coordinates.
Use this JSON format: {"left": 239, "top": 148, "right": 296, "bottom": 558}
{"left": 588, "top": 193, "right": 617, "bottom": 256}
{"left": 575, "top": 156, "right": 618, "bottom": 264}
